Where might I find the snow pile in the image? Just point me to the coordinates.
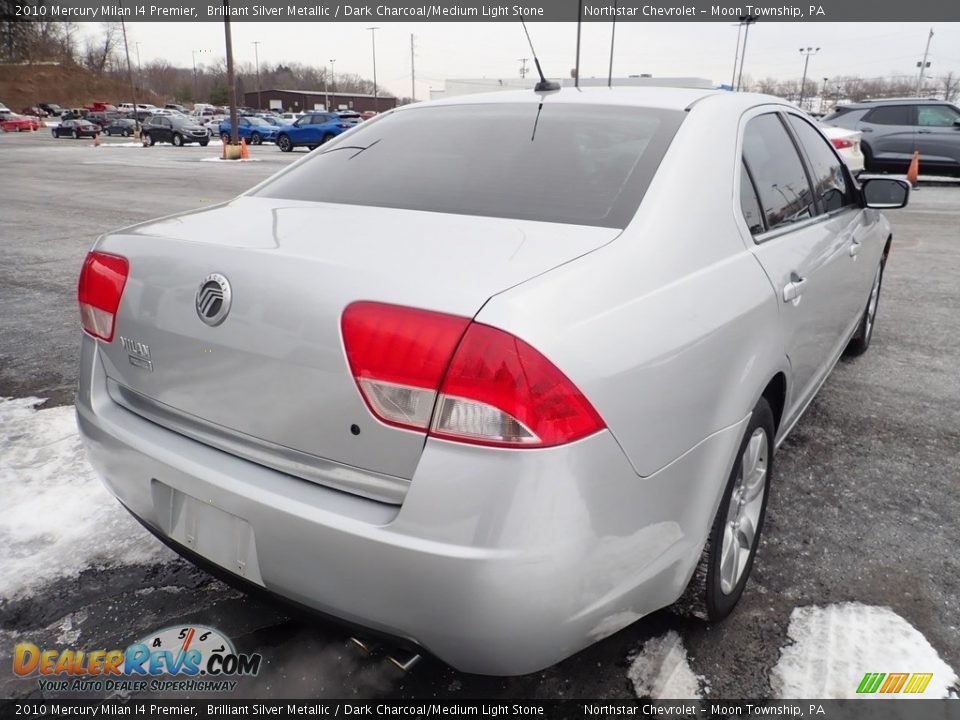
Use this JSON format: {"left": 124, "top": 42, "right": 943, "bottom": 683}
{"left": 0, "top": 397, "right": 173, "bottom": 599}
{"left": 771, "top": 603, "right": 958, "bottom": 698}
{"left": 628, "top": 631, "right": 703, "bottom": 699}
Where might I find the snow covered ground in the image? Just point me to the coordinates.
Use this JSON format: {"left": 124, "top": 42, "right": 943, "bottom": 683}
{"left": 0, "top": 397, "right": 173, "bottom": 600}
{"left": 627, "top": 631, "right": 704, "bottom": 699}
{"left": 770, "top": 603, "right": 959, "bottom": 699}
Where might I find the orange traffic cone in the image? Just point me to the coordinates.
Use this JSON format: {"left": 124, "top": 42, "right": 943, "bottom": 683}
{"left": 240, "top": 138, "right": 249, "bottom": 160}
{"left": 907, "top": 151, "right": 920, "bottom": 187}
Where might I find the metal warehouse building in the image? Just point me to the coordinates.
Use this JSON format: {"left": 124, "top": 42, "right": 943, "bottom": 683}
{"left": 243, "top": 89, "right": 398, "bottom": 113}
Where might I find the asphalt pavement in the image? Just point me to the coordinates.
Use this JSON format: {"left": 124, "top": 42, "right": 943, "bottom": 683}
{"left": 1, "top": 129, "right": 957, "bottom": 700}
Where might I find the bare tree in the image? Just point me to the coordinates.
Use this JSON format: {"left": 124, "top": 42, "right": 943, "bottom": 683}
{"left": 942, "top": 72, "right": 960, "bottom": 103}
{"left": 81, "top": 23, "right": 119, "bottom": 75}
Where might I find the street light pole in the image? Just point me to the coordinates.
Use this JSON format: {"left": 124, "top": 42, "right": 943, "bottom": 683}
{"left": 820, "top": 77, "right": 829, "bottom": 114}
{"left": 730, "top": 21, "right": 743, "bottom": 89}
{"left": 367, "top": 27, "right": 380, "bottom": 112}
{"left": 798, "top": 47, "right": 820, "bottom": 109}
{"left": 119, "top": 17, "right": 139, "bottom": 136}
{"left": 252, "top": 41, "right": 262, "bottom": 110}
{"left": 329, "top": 59, "right": 336, "bottom": 110}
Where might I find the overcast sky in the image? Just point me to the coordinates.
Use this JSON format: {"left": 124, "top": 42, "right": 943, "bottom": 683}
{"left": 112, "top": 21, "right": 960, "bottom": 98}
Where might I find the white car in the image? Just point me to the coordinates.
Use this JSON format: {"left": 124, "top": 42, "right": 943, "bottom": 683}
{"left": 821, "top": 125, "right": 865, "bottom": 175}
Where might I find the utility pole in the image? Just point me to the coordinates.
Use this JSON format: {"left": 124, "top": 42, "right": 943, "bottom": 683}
{"left": 736, "top": 16, "right": 756, "bottom": 91}
{"left": 223, "top": 0, "right": 239, "bottom": 145}
{"left": 134, "top": 41, "right": 142, "bottom": 99}
{"left": 410, "top": 34, "right": 415, "bottom": 102}
{"left": 367, "top": 27, "right": 380, "bottom": 112}
{"left": 798, "top": 47, "right": 820, "bottom": 109}
{"left": 252, "top": 41, "right": 262, "bottom": 110}
{"left": 519, "top": 58, "right": 529, "bottom": 79}
{"left": 119, "top": 16, "right": 139, "bottom": 136}
{"left": 574, "top": 0, "right": 583, "bottom": 88}
{"left": 915, "top": 27, "right": 934, "bottom": 96}
{"left": 607, "top": 0, "right": 617, "bottom": 88}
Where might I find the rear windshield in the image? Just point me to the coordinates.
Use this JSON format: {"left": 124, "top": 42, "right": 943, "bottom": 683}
{"left": 254, "top": 103, "right": 685, "bottom": 228}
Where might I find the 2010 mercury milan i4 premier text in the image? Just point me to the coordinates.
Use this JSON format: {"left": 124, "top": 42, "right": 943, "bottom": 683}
{"left": 76, "top": 87, "right": 910, "bottom": 675}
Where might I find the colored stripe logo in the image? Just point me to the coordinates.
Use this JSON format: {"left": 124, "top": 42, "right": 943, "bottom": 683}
{"left": 857, "top": 672, "right": 933, "bottom": 694}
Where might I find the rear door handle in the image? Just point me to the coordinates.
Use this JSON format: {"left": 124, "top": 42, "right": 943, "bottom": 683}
{"left": 783, "top": 277, "right": 807, "bottom": 303}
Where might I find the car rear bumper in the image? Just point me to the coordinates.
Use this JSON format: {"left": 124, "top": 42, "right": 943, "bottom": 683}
{"left": 77, "top": 335, "right": 746, "bottom": 675}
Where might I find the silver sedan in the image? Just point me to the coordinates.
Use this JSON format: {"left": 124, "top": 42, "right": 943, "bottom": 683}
{"left": 76, "top": 87, "right": 909, "bottom": 675}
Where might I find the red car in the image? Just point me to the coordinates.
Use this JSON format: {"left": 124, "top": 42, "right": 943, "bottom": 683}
{"left": 1, "top": 115, "right": 34, "bottom": 132}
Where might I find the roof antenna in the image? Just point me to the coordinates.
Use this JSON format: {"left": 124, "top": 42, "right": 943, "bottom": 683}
{"left": 520, "top": 18, "right": 560, "bottom": 92}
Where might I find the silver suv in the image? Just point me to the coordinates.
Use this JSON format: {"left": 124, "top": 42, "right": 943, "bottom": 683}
{"left": 824, "top": 98, "right": 960, "bottom": 175}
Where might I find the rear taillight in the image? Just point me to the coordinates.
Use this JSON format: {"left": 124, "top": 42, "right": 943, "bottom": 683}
{"left": 78, "top": 251, "right": 128, "bottom": 342}
{"left": 830, "top": 138, "right": 854, "bottom": 150}
{"left": 342, "top": 302, "right": 470, "bottom": 431}
{"left": 341, "top": 302, "right": 605, "bottom": 448}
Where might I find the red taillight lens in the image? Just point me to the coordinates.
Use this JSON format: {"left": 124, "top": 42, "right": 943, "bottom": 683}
{"left": 78, "top": 251, "right": 129, "bottom": 342}
{"left": 341, "top": 302, "right": 606, "bottom": 448}
{"left": 342, "top": 302, "right": 470, "bottom": 431}
{"left": 830, "top": 138, "right": 854, "bottom": 149}
{"left": 432, "top": 324, "right": 605, "bottom": 448}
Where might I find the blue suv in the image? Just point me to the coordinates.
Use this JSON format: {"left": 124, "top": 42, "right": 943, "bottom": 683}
{"left": 218, "top": 116, "right": 279, "bottom": 145}
{"left": 276, "top": 112, "right": 353, "bottom": 152}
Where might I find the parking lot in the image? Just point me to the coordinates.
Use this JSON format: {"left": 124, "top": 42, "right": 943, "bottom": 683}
{"left": 1, "top": 128, "right": 958, "bottom": 700}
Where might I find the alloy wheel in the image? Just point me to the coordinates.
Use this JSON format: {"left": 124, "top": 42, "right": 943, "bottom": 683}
{"left": 719, "top": 427, "right": 768, "bottom": 595}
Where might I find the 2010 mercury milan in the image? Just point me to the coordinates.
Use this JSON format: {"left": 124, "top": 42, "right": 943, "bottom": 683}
{"left": 76, "top": 87, "right": 910, "bottom": 675}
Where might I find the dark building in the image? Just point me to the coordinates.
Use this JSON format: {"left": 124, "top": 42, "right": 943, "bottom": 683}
{"left": 243, "top": 89, "right": 397, "bottom": 113}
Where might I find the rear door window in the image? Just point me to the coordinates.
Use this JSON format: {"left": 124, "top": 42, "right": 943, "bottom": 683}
{"left": 254, "top": 103, "right": 685, "bottom": 229}
{"left": 741, "top": 113, "right": 817, "bottom": 233}
{"left": 785, "top": 115, "right": 854, "bottom": 213}
{"left": 863, "top": 105, "right": 914, "bottom": 125}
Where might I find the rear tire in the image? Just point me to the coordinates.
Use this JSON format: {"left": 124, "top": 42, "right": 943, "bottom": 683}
{"left": 845, "top": 261, "right": 884, "bottom": 357}
{"left": 199, "top": 140, "right": 209, "bottom": 147}
{"left": 676, "top": 397, "right": 774, "bottom": 621}
{"left": 147, "top": 133, "right": 156, "bottom": 146}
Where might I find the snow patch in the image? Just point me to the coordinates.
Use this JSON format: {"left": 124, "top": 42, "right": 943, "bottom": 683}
{"left": 199, "top": 156, "right": 263, "bottom": 163}
{"left": 628, "top": 631, "right": 703, "bottom": 699}
{"left": 770, "top": 603, "right": 958, "bottom": 699}
{"left": 0, "top": 397, "right": 174, "bottom": 600}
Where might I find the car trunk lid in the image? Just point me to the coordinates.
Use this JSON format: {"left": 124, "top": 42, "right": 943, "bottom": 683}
{"left": 95, "top": 196, "right": 618, "bottom": 502}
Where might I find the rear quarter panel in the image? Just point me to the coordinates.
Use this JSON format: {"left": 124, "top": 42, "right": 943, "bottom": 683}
{"left": 477, "top": 96, "right": 788, "bottom": 479}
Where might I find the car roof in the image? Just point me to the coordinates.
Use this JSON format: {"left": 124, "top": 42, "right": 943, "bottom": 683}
{"left": 395, "top": 86, "right": 801, "bottom": 116}
{"left": 841, "top": 97, "right": 948, "bottom": 108}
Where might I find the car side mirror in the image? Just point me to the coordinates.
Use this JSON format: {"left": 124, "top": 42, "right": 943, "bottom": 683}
{"left": 861, "top": 177, "right": 910, "bottom": 209}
